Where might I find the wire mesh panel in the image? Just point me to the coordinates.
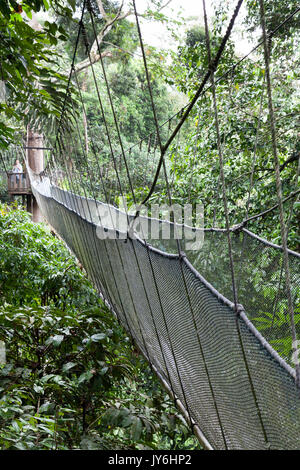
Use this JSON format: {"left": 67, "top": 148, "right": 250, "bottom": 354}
{"left": 31, "top": 176, "right": 300, "bottom": 450}
{"left": 187, "top": 229, "right": 300, "bottom": 367}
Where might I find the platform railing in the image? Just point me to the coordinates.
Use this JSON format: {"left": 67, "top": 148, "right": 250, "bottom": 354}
{"left": 7, "top": 172, "right": 31, "bottom": 193}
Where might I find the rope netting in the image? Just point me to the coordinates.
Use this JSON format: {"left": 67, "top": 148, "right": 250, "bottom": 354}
{"left": 27, "top": 173, "right": 300, "bottom": 450}
{"left": 5, "top": 0, "right": 300, "bottom": 449}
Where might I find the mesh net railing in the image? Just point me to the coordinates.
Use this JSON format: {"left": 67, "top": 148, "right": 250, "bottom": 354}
{"left": 29, "top": 172, "right": 300, "bottom": 450}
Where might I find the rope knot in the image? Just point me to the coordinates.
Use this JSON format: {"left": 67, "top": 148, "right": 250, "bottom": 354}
{"left": 235, "top": 304, "right": 245, "bottom": 316}
{"left": 230, "top": 222, "right": 245, "bottom": 233}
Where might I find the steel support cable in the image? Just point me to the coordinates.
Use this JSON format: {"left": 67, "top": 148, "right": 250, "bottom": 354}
{"left": 188, "top": 104, "right": 211, "bottom": 204}
{"left": 202, "top": 0, "right": 237, "bottom": 311}
{"left": 132, "top": 0, "right": 163, "bottom": 154}
{"left": 31, "top": 82, "right": 95, "bottom": 286}
{"left": 210, "top": 54, "right": 235, "bottom": 227}
{"left": 104, "top": 4, "right": 300, "bottom": 186}
{"left": 78, "top": 21, "right": 131, "bottom": 214}
{"left": 132, "top": 0, "right": 206, "bottom": 433}
{"left": 258, "top": 0, "right": 300, "bottom": 389}
{"left": 143, "top": 135, "right": 158, "bottom": 191}
{"left": 50, "top": 75, "right": 114, "bottom": 307}
{"left": 162, "top": 0, "right": 244, "bottom": 152}
{"left": 244, "top": 79, "right": 266, "bottom": 222}
{"left": 232, "top": 33, "right": 296, "bottom": 332}
{"left": 186, "top": 5, "right": 300, "bottom": 130}
{"left": 85, "top": 0, "right": 205, "bottom": 433}
{"left": 195, "top": 116, "right": 299, "bottom": 228}
{"left": 75, "top": 12, "right": 175, "bottom": 368}
{"left": 44, "top": 142, "right": 103, "bottom": 314}
{"left": 58, "top": 121, "right": 122, "bottom": 319}
{"left": 204, "top": 69, "right": 253, "bottom": 227}
{"left": 202, "top": 0, "right": 270, "bottom": 448}
{"left": 87, "top": 2, "right": 136, "bottom": 204}
{"left": 86, "top": 11, "right": 189, "bottom": 402}
{"left": 73, "top": 8, "right": 191, "bottom": 420}
{"left": 134, "top": 0, "right": 232, "bottom": 445}
{"left": 57, "top": 69, "right": 137, "bottom": 336}
{"left": 54, "top": 126, "right": 134, "bottom": 338}
{"left": 213, "top": 72, "right": 235, "bottom": 225}
{"left": 123, "top": 95, "right": 298, "bottom": 221}
{"left": 51, "top": 0, "right": 87, "bottom": 163}
{"left": 235, "top": 73, "right": 266, "bottom": 300}
{"left": 107, "top": 87, "right": 294, "bottom": 190}
{"left": 235, "top": 190, "right": 300, "bottom": 228}
{"left": 61, "top": 157, "right": 135, "bottom": 339}
{"left": 71, "top": 66, "right": 161, "bottom": 376}
{"left": 137, "top": 0, "right": 244, "bottom": 207}
{"left": 74, "top": 15, "right": 158, "bottom": 341}
{"left": 142, "top": 139, "right": 152, "bottom": 189}
{"left": 31, "top": 140, "right": 117, "bottom": 338}
{"left": 52, "top": 131, "right": 108, "bottom": 303}
{"left": 271, "top": 155, "right": 300, "bottom": 328}
{"left": 132, "top": 0, "right": 180, "bottom": 237}
{"left": 69, "top": 45, "right": 143, "bottom": 334}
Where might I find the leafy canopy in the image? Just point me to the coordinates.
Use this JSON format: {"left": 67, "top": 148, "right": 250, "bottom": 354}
{"left": 0, "top": 0, "right": 76, "bottom": 148}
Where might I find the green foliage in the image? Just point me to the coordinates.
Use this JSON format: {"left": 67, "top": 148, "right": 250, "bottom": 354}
{"left": 56, "top": 56, "right": 180, "bottom": 203}
{"left": 168, "top": 20, "right": 236, "bottom": 96}
{"left": 0, "top": 204, "right": 95, "bottom": 307}
{"left": 57, "top": 0, "right": 138, "bottom": 63}
{"left": 158, "top": 0, "right": 300, "bottom": 251}
{"left": 0, "top": 172, "right": 9, "bottom": 203}
{"left": 0, "top": 0, "right": 77, "bottom": 148}
{"left": 108, "top": 61, "right": 175, "bottom": 143}
{"left": 245, "top": 0, "right": 300, "bottom": 40}
{"left": 0, "top": 203, "right": 199, "bottom": 450}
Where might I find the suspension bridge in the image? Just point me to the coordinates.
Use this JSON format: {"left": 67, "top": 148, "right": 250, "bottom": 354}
{"left": 2, "top": 0, "right": 300, "bottom": 450}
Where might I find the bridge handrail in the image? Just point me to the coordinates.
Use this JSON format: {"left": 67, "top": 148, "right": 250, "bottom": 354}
{"left": 7, "top": 172, "right": 31, "bottom": 192}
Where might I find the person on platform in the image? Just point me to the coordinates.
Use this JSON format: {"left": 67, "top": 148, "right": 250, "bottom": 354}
{"left": 11, "top": 159, "right": 23, "bottom": 184}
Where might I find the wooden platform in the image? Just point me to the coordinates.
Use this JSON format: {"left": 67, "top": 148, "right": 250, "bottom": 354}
{"left": 7, "top": 172, "right": 31, "bottom": 195}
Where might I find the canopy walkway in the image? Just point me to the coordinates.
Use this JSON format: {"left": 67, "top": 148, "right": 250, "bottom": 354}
{"left": 7, "top": 0, "right": 300, "bottom": 449}
{"left": 28, "top": 173, "right": 300, "bottom": 450}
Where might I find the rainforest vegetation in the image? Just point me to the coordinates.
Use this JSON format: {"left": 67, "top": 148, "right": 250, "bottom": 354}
{"left": 0, "top": 0, "right": 299, "bottom": 450}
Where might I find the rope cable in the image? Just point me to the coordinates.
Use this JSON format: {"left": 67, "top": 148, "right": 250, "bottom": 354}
{"left": 74, "top": 7, "right": 197, "bottom": 422}
{"left": 202, "top": 0, "right": 270, "bottom": 446}
{"left": 258, "top": 0, "right": 300, "bottom": 389}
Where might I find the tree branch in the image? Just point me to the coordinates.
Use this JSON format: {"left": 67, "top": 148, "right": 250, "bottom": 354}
{"left": 96, "top": 0, "right": 108, "bottom": 19}
{"left": 280, "top": 152, "right": 299, "bottom": 172}
{"left": 75, "top": 50, "right": 113, "bottom": 74}
{"left": 75, "top": 2, "right": 132, "bottom": 74}
{"left": 242, "top": 189, "right": 300, "bottom": 225}
{"left": 74, "top": 0, "right": 174, "bottom": 74}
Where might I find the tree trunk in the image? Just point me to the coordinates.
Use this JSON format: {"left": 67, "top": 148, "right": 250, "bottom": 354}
{"left": 26, "top": 128, "right": 44, "bottom": 223}
{"left": 26, "top": 13, "right": 44, "bottom": 223}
